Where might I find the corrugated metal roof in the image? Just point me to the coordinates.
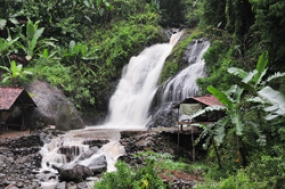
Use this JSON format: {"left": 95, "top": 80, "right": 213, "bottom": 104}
{"left": 0, "top": 87, "right": 37, "bottom": 110}
{"left": 172, "top": 95, "right": 224, "bottom": 109}
{"left": 192, "top": 95, "right": 224, "bottom": 106}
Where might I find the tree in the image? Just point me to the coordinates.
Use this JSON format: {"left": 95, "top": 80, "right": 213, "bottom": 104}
{"left": 191, "top": 51, "right": 285, "bottom": 168}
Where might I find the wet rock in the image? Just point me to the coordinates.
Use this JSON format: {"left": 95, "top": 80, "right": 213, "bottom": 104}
{"left": 56, "top": 181, "right": 67, "bottom": 189}
{"left": 53, "top": 164, "right": 94, "bottom": 182}
{"left": 16, "top": 180, "right": 24, "bottom": 188}
{"left": 89, "top": 165, "right": 106, "bottom": 175}
{"left": 77, "top": 146, "right": 100, "bottom": 161}
{"left": 87, "top": 154, "right": 106, "bottom": 167}
{"left": 66, "top": 182, "right": 78, "bottom": 189}
{"left": 9, "top": 187, "right": 19, "bottom": 189}
{"left": 25, "top": 79, "right": 84, "bottom": 131}
{"left": 77, "top": 182, "right": 88, "bottom": 189}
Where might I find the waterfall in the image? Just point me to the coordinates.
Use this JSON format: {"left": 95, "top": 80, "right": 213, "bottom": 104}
{"left": 162, "top": 40, "right": 210, "bottom": 103}
{"left": 148, "top": 39, "right": 210, "bottom": 127}
{"left": 103, "top": 30, "right": 184, "bottom": 129}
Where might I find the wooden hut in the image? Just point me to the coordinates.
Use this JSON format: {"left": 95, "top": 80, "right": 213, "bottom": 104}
{"left": 171, "top": 95, "right": 224, "bottom": 162}
{"left": 0, "top": 87, "right": 37, "bottom": 131}
{"left": 172, "top": 95, "right": 224, "bottom": 129}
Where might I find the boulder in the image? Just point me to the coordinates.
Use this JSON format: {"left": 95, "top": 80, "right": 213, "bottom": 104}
{"left": 52, "top": 164, "right": 94, "bottom": 182}
{"left": 25, "top": 80, "right": 84, "bottom": 131}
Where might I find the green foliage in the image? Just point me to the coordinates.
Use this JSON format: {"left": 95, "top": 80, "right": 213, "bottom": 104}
{"left": 20, "top": 0, "right": 114, "bottom": 44}
{"left": 184, "top": 0, "right": 204, "bottom": 27}
{"left": 16, "top": 19, "right": 56, "bottom": 61}
{"left": 197, "top": 40, "right": 233, "bottom": 93}
{"left": 156, "top": 0, "right": 187, "bottom": 25}
{"left": 0, "top": 34, "right": 19, "bottom": 65}
{"left": 192, "top": 51, "right": 285, "bottom": 170}
{"left": 202, "top": 0, "right": 227, "bottom": 29}
{"left": 94, "top": 160, "right": 165, "bottom": 189}
{"left": 134, "top": 151, "right": 204, "bottom": 176}
{"left": 198, "top": 169, "right": 268, "bottom": 189}
{"left": 29, "top": 50, "right": 72, "bottom": 87}
{"left": 249, "top": 0, "right": 285, "bottom": 73}
{"left": 0, "top": 60, "right": 33, "bottom": 87}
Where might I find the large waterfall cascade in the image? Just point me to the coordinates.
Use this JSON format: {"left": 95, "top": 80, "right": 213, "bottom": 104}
{"left": 103, "top": 30, "right": 185, "bottom": 129}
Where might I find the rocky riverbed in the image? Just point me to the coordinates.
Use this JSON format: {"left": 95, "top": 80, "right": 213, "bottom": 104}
{"left": 0, "top": 127, "right": 105, "bottom": 189}
{"left": 0, "top": 127, "right": 204, "bottom": 189}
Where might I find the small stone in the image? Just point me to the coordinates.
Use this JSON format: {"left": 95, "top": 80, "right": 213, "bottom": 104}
{"left": 0, "top": 173, "right": 6, "bottom": 179}
{"left": 56, "top": 181, "right": 66, "bottom": 189}
{"left": 16, "top": 180, "right": 24, "bottom": 188}
{"left": 77, "top": 182, "right": 88, "bottom": 189}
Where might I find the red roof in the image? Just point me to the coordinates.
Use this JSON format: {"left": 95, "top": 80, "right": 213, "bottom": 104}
{"left": 0, "top": 87, "right": 37, "bottom": 110}
{"left": 172, "top": 95, "right": 224, "bottom": 109}
{"left": 192, "top": 95, "right": 224, "bottom": 106}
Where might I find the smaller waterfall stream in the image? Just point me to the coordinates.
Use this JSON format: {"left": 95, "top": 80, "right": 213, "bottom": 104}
{"left": 149, "top": 39, "right": 210, "bottom": 127}
{"left": 162, "top": 40, "right": 210, "bottom": 102}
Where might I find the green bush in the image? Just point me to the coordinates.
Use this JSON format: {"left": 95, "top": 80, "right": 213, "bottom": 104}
{"left": 94, "top": 160, "right": 165, "bottom": 189}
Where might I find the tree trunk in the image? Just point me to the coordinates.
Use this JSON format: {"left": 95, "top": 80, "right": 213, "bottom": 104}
{"left": 211, "top": 137, "right": 222, "bottom": 169}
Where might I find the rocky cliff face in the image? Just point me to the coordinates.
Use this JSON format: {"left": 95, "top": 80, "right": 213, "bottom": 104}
{"left": 25, "top": 80, "right": 84, "bottom": 131}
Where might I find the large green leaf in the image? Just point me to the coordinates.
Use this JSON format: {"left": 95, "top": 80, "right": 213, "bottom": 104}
{"left": 258, "top": 86, "right": 285, "bottom": 120}
{"left": 213, "top": 125, "right": 225, "bottom": 146}
{"left": 0, "top": 65, "right": 10, "bottom": 72}
{"left": 253, "top": 50, "right": 268, "bottom": 83}
{"left": 266, "top": 72, "right": 285, "bottom": 83}
{"left": 188, "top": 105, "right": 226, "bottom": 120}
{"left": 208, "top": 86, "right": 234, "bottom": 108}
{"left": 29, "top": 27, "right": 45, "bottom": 56}
{"left": 228, "top": 67, "right": 247, "bottom": 79}
{"left": 242, "top": 70, "right": 257, "bottom": 84}
{"left": 26, "top": 19, "right": 35, "bottom": 41}
{"left": 69, "top": 40, "right": 76, "bottom": 52}
{"left": 0, "top": 18, "right": 7, "bottom": 30}
{"left": 231, "top": 113, "right": 244, "bottom": 136}
{"left": 10, "top": 61, "right": 18, "bottom": 78}
{"left": 8, "top": 18, "right": 19, "bottom": 25}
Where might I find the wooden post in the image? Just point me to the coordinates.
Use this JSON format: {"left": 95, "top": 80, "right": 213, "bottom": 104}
{"left": 0, "top": 112, "right": 1, "bottom": 124}
{"left": 178, "top": 106, "right": 180, "bottom": 148}
{"left": 191, "top": 126, "right": 195, "bottom": 162}
{"left": 21, "top": 106, "right": 25, "bottom": 131}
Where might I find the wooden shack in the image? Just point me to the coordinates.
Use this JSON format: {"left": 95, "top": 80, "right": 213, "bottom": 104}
{"left": 0, "top": 87, "right": 37, "bottom": 131}
{"left": 172, "top": 95, "right": 224, "bottom": 129}
{"left": 171, "top": 95, "right": 224, "bottom": 162}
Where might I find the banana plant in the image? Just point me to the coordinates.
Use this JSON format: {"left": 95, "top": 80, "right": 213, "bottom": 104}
{"left": 189, "top": 51, "right": 276, "bottom": 168}
{"left": 227, "top": 50, "right": 285, "bottom": 91}
{"left": 0, "top": 35, "right": 19, "bottom": 57}
{"left": 0, "top": 60, "right": 33, "bottom": 87}
{"left": 17, "top": 19, "right": 56, "bottom": 62}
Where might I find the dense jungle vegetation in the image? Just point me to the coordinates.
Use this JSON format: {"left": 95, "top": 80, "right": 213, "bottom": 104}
{"left": 1, "top": 0, "right": 285, "bottom": 188}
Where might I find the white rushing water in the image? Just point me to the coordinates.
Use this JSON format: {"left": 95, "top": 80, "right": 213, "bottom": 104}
{"left": 162, "top": 40, "right": 210, "bottom": 102}
{"left": 103, "top": 30, "right": 184, "bottom": 129}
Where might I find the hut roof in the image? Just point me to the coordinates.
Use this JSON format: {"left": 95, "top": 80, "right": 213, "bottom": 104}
{"left": 172, "top": 95, "right": 224, "bottom": 109}
{"left": 0, "top": 87, "right": 37, "bottom": 110}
